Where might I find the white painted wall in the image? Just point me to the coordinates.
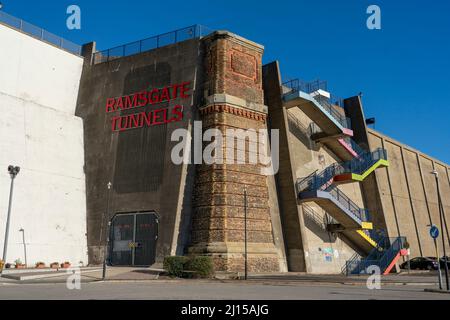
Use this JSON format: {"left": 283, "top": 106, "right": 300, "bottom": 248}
{"left": 0, "top": 23, "right": 87, "bottom": 267}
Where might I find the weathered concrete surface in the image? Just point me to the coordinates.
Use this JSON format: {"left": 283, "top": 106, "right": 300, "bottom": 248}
{"left": 0, "top": 23, "right": 87, "bottom": 267}
{"left": 76, "top": 39, "right": 204, "bottom": 265}
{"left": 367, "top": 129, "right": 450, "bottom": 261}
{"left": 262, "top": 62, "right": 307, "bottom": 272}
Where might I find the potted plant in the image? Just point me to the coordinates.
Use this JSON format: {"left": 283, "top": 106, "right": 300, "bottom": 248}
{"left": 60, "top": 261, "right": 71, "bottom": 268}
{"left": 50, "top": 262, "right": 59, "bottom": 269}
{"left": 14, "top": 259, "right": 25, "bottom": 269}
{"left": 35, "top": 262, "right": 46, "bottom": 269}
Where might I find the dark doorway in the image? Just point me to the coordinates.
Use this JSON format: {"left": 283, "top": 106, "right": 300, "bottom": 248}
{"left": 109, "top": 212, "right": 158, "bottom": 266}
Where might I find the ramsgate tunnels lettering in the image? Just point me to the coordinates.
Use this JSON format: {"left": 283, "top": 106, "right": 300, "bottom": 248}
{"left": 105, "top": 81, "right": 191, "bottom": 132}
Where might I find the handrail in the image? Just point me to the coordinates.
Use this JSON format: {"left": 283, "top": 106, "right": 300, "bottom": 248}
{"left": 282, "top": 79, "right": 351, "bottom": 129}
{"left": 344, "top": 252, "right": 361, "bottom": 275}
{"left": 346, "top": 237, "right": 407, "bottom": 275}
{"left": 282, "top": 79, "right": 328, "bottom": 94}
{"left": 93, "top": 24, "right": 213, "bottom": 64}
{"left": 343, "top": 137, "right": 367, "bottom": 156}
{"left": 341, "top": 148, "right": 387, "bottom": 174}
{"left": 0, "top": 11, "right": 81, "bottom": 55}
{"left": 327, "top": 185, "right": 371, "bottom": 223}
{"left": 296, "top": 148, "right": 388, "bottom": 193}
{"left": 296, "top": 170, "right": 320, "bottom": 193}
{"left": 303, "top": 204, "right": 339, "bottom": 227}
{"left": 312, "top": 95, "right": 352, "bottom": 129}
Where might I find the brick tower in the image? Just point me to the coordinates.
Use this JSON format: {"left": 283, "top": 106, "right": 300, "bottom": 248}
{"left": 188, "top": 31, "right": 280, "bottom": 272}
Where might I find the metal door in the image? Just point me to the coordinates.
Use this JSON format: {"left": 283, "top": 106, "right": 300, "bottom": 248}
{"left": 110, "top": 214, "right": 134, "bottom": 265}
{"left": 110, "top": 212, "right": 158, "bottom": 266}
{"left": 134, "top": 213, "right": 158, "bottom": 266}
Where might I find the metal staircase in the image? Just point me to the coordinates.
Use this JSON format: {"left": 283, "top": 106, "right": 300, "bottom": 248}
{"left": 297, "top": 148, "right": 388, "bottom": 193}
{"left": 298, "top": 184, "right": 373, "bottom": 231}
{"left": 309, "top": 122, "right": 364, "bottom": 160}
{"left": 296, "top": 149, "right": 389, "bottom": 252}
{"left": 311, "top": 94, "right": 351, "bottom": 129}
{"left": 285, "top": 77, "right": 405, "bottom": 274}
{"left": 345, "top": 236, "right": 408, "bottom": 275}
{"left": 282, "top": 79, "right": 353, "bottom": 139}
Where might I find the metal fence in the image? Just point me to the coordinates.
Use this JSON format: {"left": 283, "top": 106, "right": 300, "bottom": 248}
{"left": 282, "top": 78, "right": 328, "bottom": 94}
{"left": 0, "top": 11, "right": 82, "bottom": 55}
{"left": 93, "top": 25, "right": 213, "bottom": 64}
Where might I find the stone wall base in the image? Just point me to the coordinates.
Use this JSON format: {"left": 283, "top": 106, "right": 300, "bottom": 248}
{"left": 188, "top": 242, "right": 280, "bottom": 272}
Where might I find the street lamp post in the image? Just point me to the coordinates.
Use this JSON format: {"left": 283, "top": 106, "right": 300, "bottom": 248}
{"left": 1, "top": 165, "right": 20, "bottom": 273}
{"left": 244, "top": 186, "right": 248, "bottom": 281}
{"left": 19, "top": 228, "right": 27, "bottom": 267}
{"left": 433, "top": 236, "right": 443, "bottom": 290}
{"left": 432, "top": 170, "right": 449, "bottom": 291}
{"left": 102, "top": 182, "right": 112, "bottom": 280}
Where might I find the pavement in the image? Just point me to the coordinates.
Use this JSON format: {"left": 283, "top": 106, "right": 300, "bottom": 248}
{"left": 0, "top": 267, "right": 448, "bottom": 299}
{"left": 0, "top": 266, "right": 443, "bottom": 285}
{"left": 0, "top": 266, "right": 161, "bottom": 284}
{"left": 0, "top": 279, "right": 449, "bottom": 300}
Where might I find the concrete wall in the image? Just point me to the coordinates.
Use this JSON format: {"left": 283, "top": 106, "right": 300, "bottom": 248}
{"left": 286, "top": 107, "right": 365, "bottom": 273}
{"left": 0, "top": 24, "right": 87, "bottom": 266}
{"left": 368, "top": 129, "right": 450, "bottom": 260}
{"left": 76, "top": 39, "right": 203, "bottom": 265}
{"left": 263, "top": 62, "right": 307, "bottom": 272}
{"left": 263, "top": 62, "right": 364, "bottom": 273}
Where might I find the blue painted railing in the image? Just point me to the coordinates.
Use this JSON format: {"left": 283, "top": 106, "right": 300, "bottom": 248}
{"left": 345, "top": 237, "right": 407, "bottom": 275}
{"left": 296, "top": 148, "right": 387, "bottom": 193}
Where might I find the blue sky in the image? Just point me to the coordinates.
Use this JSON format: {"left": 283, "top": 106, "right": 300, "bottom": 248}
{"left": 2, "top": 0, "right": 450, "bottom": 164}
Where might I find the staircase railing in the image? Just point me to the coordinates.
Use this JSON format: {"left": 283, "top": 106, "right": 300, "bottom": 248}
{"left": 309, "top": 124, "right": 366, "bottom": 156}
{"left": 327, "top": 185, "right": 371, "bottom": 223}
{"left": 346, "top": 237, "right": 407, "bottom": 275}
{"left": 296, "top": 148, "right": 387, "bottom": 193}
{"left": 296, "top": 163, "right": 341, "bottom": 193}
{"left": 303, "top": 204, "right": 340, "bottom": 231}
{"left": 296, "top": 170, "right": 320, "bottom": 193}
{"left": 343, "top": 252, "right": 362, "bottom": 275}
{"left": 342, "top": 137, "right": 367, "bottom": 156}
{"left": 312, "top": 95, "right": 352, "bottom": 129}
{"left": 282, "top": 79, "right": 328, "bottom": 94}
{"left": 282, "top": 79, "right": 351, "bottom": 129}
{"left": 340, "top": 148, "right": 387, "bottom": 175}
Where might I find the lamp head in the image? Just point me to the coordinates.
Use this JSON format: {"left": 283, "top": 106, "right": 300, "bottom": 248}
{"left": 7, "top": 165, "right": 20, "bottom": 177}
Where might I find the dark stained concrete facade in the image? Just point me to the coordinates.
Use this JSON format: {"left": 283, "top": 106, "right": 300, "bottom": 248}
{"left": 76, "top": 38, "right": 204, "bottom": 264}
